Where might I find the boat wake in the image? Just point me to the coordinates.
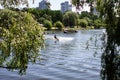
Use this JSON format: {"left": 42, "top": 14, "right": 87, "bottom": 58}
{"left": 45, "top": 35, "right": 74, "bottom": 42}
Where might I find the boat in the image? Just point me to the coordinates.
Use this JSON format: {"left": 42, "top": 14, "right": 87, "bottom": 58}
{"left": 63, "top": 30, "right": 78, "bottom": 33}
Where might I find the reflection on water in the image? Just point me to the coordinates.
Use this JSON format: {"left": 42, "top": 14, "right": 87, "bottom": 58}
{"left": 0, "top": 29, "right": 105, "bottom": 80}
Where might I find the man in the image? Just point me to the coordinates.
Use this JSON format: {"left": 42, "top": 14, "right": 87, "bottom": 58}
{"left": 54, "top": 35, "right": 59, "bottom": 41}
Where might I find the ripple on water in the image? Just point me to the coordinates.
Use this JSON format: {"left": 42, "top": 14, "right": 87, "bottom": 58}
{"left": 0, "top": 30, "right": 104, "bottom": 80}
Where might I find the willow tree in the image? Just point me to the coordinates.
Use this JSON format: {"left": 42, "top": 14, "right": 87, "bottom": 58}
{"left": 63, "top": 11, "right": 78, "bottom": 28}
{"left": 96, "top": 0, "right": 120, "bottom": 80}
{"left": 0, "top": 0, "right": 51, "bottom": 9}
{"left": 0, "top": 9, "right": 44, "bottom": 75}
{"left": 0, "top": 0, "right": 29, "bottom": 8}
{"left": 71, "top": 0, "right": 120, "bottom": 80}
{"left": 0, "top": 0, "right": 44, "bottom": 75}
{"left": 71, "top": 0, "right": 94, "bottom": 13}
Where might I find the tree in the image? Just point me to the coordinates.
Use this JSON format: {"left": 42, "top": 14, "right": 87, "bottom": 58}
{"left": 0, "top": 0, "right": 29, "bottom": 8}
{"left": 80, "top": 11, "right": 99, "bottom": 26}
{"left": 71, "top": 0, "right": 120, "bottom": 80}
{"left": 78, "top": 19, "right": 88, "bottom": 28}
{"left": 51, "top": 10, "right": 63, "bottom": 24}
{"left": 0, "top": 9, "right": 44, "bottom": 75}
{"left": 71, "top": 0, "right": 84, "bottom": 12}
{"left": 80, "top": 11, "right": 98, "bottom": 20}
{"left": 43, "top": 20, "right": 52, "bottom": 30}
{"left": 96, "top": 0, "right": 120, "bottom": 80}
{"left": 71, "top": 0, "right": 94, "bottom": 13}
{"left": 43, "top": 14, "right": 52, "bottom": 22}
{"left": 83, "top": 17, "right": 92, "bottom": 26}
{"left": 24, "top": 8, "right": 63, "bottom": 25}
{"left": 63, "top": 11, "right": 78, "bottom": 28}
{"left": 94, "top": 19, "right": 105, "bottom": 28}
{"left": 54, "top": 21, "right": 64, "bottom": 30}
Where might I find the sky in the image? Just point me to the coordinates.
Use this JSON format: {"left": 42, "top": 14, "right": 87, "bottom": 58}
{"left": 28, "top": 0, "right": 70, "bottom": 10}
{"left": 0, "top": 0, "right": 90, "bottom": 12}
{"left": 0, "top": 0, "right": 70, "bottom": 10}
{"left": 28, "top": 0, "right": 90, "bottom": 12}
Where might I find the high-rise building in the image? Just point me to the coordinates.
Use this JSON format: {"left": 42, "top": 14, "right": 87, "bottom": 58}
{"left": 39, "top": 0, "right": 50, "bottom": 10}
{"left": 61, "top": 1, "right": 72, "bottom": 13}
{"left": 92, "top": 7, "right": 99, "bottom": 15}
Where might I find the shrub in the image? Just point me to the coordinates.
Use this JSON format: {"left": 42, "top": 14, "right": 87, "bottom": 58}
{"left": 54, "top": 21, "right": 64, "bottom": 30}
{"left": 78, "top": 19, "right": 88, "bottom": 28}
{"left": 94, "top": 19, "right": 105, "bottom": 29}
{"left": 43, "top": 20, "right": 52, "bottom": 30}
{"left": 83, "top": 17, "right": 93, "bottom": 26}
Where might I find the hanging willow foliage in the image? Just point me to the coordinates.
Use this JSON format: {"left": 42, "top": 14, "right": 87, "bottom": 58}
{"left": 0, "top": 0, "right": 36, "bottom": 8}
{"left": 96, "top": 0, "right": 120, "bottom": 80}
{"left": 71, "top": 0, "right": 120, "bottom": 80}
{"left": 71, "top": 0, "right": 95, "bottom": 13}
{"left": 0, "top": 0, "right": 28, "bottom": 8}
{"left": 0, "top": 9, "right": 44, "bottom": 75}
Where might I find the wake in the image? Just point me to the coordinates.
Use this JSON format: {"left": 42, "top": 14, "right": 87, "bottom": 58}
{"left": 45, "top": 35, "right": 74, "bottom": 42}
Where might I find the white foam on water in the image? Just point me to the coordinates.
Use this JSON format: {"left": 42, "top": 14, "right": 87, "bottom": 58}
{"left": 44, "top": 35, "right": 74, "bottom": 42}
{"left": 58, "top": 37, "right": 74, "bottom": 42}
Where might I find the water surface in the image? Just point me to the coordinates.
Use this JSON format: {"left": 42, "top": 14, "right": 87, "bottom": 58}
{"left": 0, "top": 29, "right": 104, "bottom": 80}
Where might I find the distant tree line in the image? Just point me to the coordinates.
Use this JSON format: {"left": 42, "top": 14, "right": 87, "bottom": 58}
{"left": 9, "top": 7, "right": 105, "bottom": 30}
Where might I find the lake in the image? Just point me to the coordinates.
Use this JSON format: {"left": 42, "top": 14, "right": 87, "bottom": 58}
{"left": 0, "top": 29, "right": 105, "bottom": 80}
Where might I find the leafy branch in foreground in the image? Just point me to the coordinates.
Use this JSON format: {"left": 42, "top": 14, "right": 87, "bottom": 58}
{"left": 0, "top": 0, "right": 29, "bottom": 8}
{"left": 0, "top": 9, "right": 44, "bottom": 75}
{"left": 96, "top": 0, "right": 120, "bottom": 80}
{"left": 71, "top": 0, "right": 120, "bottom": 80}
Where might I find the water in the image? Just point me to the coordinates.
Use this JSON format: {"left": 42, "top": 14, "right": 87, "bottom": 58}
{"left": 0, "top": 29, "right": 105, "bottom": 80}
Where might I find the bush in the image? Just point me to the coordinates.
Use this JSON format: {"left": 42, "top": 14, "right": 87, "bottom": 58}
{"left": 83, "top": 17, "right": 93, "bottom": 26}
{"left": 43, "top": 20, "right": 52, "bottom": 30}
{"left": 94, "top": 19, "right": 105, "bottom": 28}
{"left": 54, "top": 21, "right": 64, "bottom": 30}
{"left": 78, "top": 19, "right": 88, "bottom": 28}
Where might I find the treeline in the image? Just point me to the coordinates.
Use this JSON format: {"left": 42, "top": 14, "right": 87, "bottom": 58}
{"left": 9, "top": 8, "right": 105, "bottom": 30}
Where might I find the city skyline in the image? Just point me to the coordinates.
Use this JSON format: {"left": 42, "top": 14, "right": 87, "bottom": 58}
{"left": 0, "top": 0, "right": 90, "bottom": 12}
{"left": 28, "top": 0, "right": 90, "bottom": 12}
{"left": 0, "top": 0, "right": 70, "bottom": 10}
{"left": 61, "top": 1, "right": 72, "bottom": 13}
{"left": 28, "top": 0, "right": 70, "bottom": 10}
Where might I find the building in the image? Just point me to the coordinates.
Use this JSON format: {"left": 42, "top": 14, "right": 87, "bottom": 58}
{"left": 61, "top": 1, "right": 72, "bottom": 13}
{"left": 38, "top": 0, "right": 50, "bottom": 10}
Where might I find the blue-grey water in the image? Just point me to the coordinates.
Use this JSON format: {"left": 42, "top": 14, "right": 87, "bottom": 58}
{"left": 0, "top": 29, "right": 105, "bottom": 80}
